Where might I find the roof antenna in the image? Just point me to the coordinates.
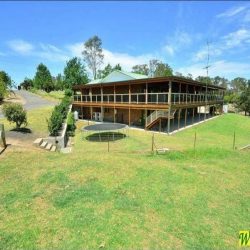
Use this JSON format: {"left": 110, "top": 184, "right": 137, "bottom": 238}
{"left": 203, "top": 40, "right": 211, "bottom": 80}
{"left": 203, "top": 40, "right": 211, "bottom": 120}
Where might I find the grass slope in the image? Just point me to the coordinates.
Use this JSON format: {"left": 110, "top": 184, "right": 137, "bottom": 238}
{"left": 30, "top": 89, "right": 64, "bottom": 102}
{"left": 0, "top": 112, "right": 249, "bottom": 249}
{"left": 0, "top": 106, "right": 53, "bottom": 135}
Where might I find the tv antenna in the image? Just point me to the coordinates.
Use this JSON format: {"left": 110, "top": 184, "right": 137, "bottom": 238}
{"left": 203, "top": 40, "right": 211, "bottom": 119}
{"left": 203, "top": 41, "right": 211, "bottom": 78}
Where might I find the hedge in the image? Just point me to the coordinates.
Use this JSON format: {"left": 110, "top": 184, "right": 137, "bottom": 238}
{"left": 47, "top": 96, "right": 71, "bottom": 136}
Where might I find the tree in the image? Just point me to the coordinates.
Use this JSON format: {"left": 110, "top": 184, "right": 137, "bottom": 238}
{"left": 212, "top": 76, "right": 229, "bottom": 89}
{"left": 19, "top": 77, "right": 33, "bottom": 90}
{"left": 34, "top": 63, "right": 54, "bottom": 92}
{"left": 0, "top": 71, "right": 12, "bottom": 101}
{"left": 0, "top": 76, "right": 7, "bottom": 101}
{"left": 53, "top": 74, "right": 64, "bottom": 90}
{"left": 0, "top": 71, "right": 12, "bottom": 88}
{"left": 131, "top": 60, "right": 173, "bottom": 77}
{"left": 113, "top": 64, "right": 122, "bottom": 71}
{"left": 63, "top": 57, "right": 89, "bottom": 88}
{"left": 186, "top": 73, "right": 193, "bottom": 80}
{"left": 174, "top": 72, "right": 184, "bottom": 77}
{"left": 82, "top": 35, "right": 104, "bottom": 79}
{"left": 235, "top": 81, "right": 250, "bottom": 116}
{"left": 149, "top": 59, "right": 159, "bottom": 77}
{"left": 97, "top": 63, "right": 123, "bottom": 79}
{"left": 2, "top": 103, "right": 27, "bottom": 128}
{"left": 230, "top": 77, "right": 247, "bottom": 93}
{"left": 132, "top": 64, "right": 149, "bottom": 75}
{"left": 97, "top": 63, "right": 112, "bottom": 79}
{"left": 154, "top": 62, "right": 173, "bottom": 77}
{"left": 195, "top": 76, "right": 212, "bottom": 85}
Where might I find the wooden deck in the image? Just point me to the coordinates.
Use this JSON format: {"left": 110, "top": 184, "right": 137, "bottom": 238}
{"left": 73, "top": 100, "right": 223, "bottom": 110}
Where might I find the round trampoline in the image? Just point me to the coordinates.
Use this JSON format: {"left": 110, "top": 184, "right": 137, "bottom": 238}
{"left": 82, "top": 123, "right": 128, "bottom": 142}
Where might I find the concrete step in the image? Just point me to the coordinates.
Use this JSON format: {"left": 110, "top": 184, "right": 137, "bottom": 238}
{"left": 33, "top": 138, "right": 43, "bottom": 147}
{"left": 156, "top": 148, "right": 170, "bottom": 154}
{"left": 45, "top": 143, "right": 52, "bottom": 151}
{"left": 50, "top": 146, "right": 56, "bottom": 152}
{"left": 40, "top": 141, "right": 48, "bottom": 148}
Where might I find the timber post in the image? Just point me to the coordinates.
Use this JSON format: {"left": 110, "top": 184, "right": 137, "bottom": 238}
{"left": 113, "top": 84, "right": 116, "bottom": 123}
{"left": 184, "top": 108, "right": 187, "bottom": 127}
{"left": 178, "top": 109, "right": 181, "bottom": 130}
{"left": 167, "top": 81, "right": 172, "bottom": 134}
{"left": 129, "top": 84, "right": 131, "bottom": 127}
{"left": 0, "top": 124, "right": 6, "bottom": 149}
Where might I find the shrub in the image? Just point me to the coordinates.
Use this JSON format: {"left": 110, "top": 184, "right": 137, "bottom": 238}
{"left": 64, "top": 89, "right": 73, "bottom": 97}
{"left": 67, "top": 112, "right": 76, "bottom": 136}
{"left": 2, "top": 103, "right": 27, "bottom": 128}
{"left": 47, "top": 96, "right": 72, "bottom": 136}
{"left": 48, "top": 109, "right": 63, "bottom": 136}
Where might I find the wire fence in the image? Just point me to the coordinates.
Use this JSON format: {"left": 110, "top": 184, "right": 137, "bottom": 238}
{"left": 78, "top": 122, "right": 250, "bottom": 155}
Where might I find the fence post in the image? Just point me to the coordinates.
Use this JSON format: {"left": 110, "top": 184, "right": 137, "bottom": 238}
{"left": 108, "top": 134, "right": 110, "bottom": 152}
{"left": 233, "top": 130, "right": 236, "bottom": 150}
{"left": 194, "top": 131, "right": 197, "bottom": 151}
{"left": 151, "top": 133, "right": 155, "bottom": 153}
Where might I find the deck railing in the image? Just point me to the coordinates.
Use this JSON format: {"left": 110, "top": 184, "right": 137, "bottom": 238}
{"left": 74, "top": 92, "right": 223, "bottom": 105}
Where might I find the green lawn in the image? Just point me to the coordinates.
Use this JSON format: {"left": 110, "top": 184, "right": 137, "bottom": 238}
{"left": 0, "top": 106, "right": 53, "bottom": 137}
{"left": 0, "top": 111, "right": 249, "bottom": 249}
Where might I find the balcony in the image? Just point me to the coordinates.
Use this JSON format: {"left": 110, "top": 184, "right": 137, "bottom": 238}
{"left": 73, "top": 92, "right": 223, "bottom": 105}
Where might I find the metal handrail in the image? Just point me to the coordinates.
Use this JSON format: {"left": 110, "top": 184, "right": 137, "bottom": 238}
{"left": 146, "top": 109, "right": 176, "bottom": 126}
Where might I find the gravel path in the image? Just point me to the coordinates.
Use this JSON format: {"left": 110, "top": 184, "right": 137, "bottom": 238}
{"left": 0, "top": 90, "right": 57, "bottom": 119}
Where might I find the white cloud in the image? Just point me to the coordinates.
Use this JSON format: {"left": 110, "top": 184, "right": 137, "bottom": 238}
{"left": 163, "top": 45, "right": 175, "bottom": 56}
{"left": 7, "top": 39, "right": 34, "bottom": 55}
{"left": 223, "top": 28, "right": 250, "bottom": 48}
{"left": 211, "top": 60, "right": 250, "bottom": 76}
{"left": 217, "top": 6, "right": 247, "bottom": 18}
{"left": 102, "top": 49, "right": 154, "bottom": 71}
{"left": 193, "top": 45, "right": 222, "bottom": 62}
{"left": 193, "top": 28, "right": 250, "bottom": 62}
{"left": 7, "top": 39, "right": 70, "bottom": 62}
{"left": 177, "top": 60, "right": 250, "bottom": 79}
{"left": 67, "top": 42, "right": 157, "bottom": 71}
{"left": 163, "top": 30, "right": 192, "bottom": 56}
{"left": 67, "top": 42, "right": 83, "bottom": 57}
{"left": 37, "top": 43, "right": 69, "bottom": 62}
{"left": 39, "top": 43, "right": 62, "bottom": 53}
{"left": 177, "top": 63, "right": 206, "bottom": 78}
{"left": 177, "top": 31, "right": 192, "bottom": 46}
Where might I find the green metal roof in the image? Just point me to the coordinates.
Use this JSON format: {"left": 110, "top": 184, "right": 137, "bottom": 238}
{"left": 88, "top": 70, "right": 148, "bottom": 85}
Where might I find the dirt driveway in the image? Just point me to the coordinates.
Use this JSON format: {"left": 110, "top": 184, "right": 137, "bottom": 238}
{"left": 0, "top": 90, "right": 57, "bottom": 118}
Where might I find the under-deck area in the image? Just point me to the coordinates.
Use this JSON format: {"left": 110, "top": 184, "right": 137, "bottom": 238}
{"left": 73, "top": 104, "right": 222, "bottom": 134}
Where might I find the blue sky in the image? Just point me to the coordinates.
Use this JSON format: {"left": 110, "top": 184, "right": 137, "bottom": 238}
{"left": 1, "top": 1, "right": 250, "bottom": 84}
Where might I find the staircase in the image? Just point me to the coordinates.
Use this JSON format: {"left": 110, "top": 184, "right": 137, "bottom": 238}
{"left": 33, "top": 138, "right": 57, "bottom": 152}
{"left": 146, "top": 110, "right": 176, "bottom": 129}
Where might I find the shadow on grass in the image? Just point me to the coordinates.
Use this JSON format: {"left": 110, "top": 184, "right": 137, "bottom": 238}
{"left": 10, "top": 127, "right": 32, "bottom": 134}
{"left": 85, "top": 132, "right": 126, "bottom": 142}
